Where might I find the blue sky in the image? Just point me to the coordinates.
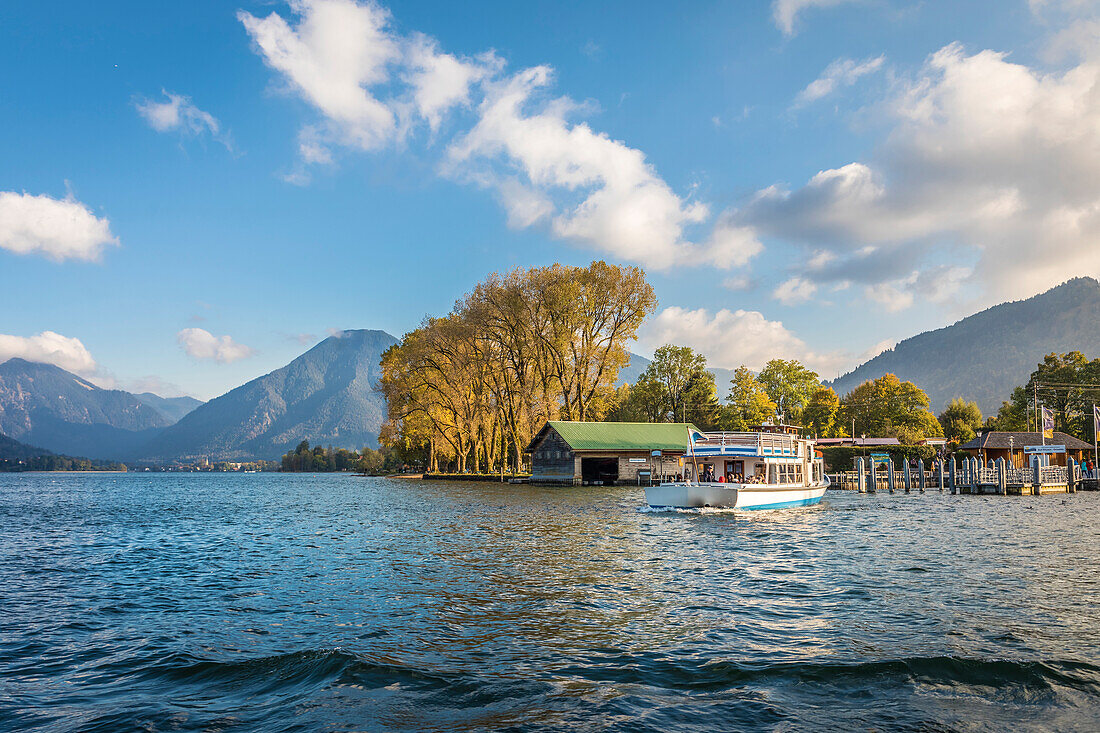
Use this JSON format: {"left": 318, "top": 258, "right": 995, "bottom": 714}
{"left": 2, "top": 0, "right": 1098, "bottom": 399}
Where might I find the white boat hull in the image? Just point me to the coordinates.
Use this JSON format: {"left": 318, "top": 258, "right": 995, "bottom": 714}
{"left": 644, "top": 480, "right": 829, "bottom": 510}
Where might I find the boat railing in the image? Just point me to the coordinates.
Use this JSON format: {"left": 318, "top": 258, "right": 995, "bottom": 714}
{"left": 695, "top": 431, "right": 799, "bottom": 455}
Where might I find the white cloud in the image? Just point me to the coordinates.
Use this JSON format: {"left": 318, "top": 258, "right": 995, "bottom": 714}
{"left": 732, "top": 37, "right": 1100, "bottom": 310}
{"left": 0, "top": 331, "right": 98, "bottom": 375}
{"left": 638, "top": 306, "right": 844, "bottom": 375}
{"left": 794, "top": 55, "right": 885, "bottom": 106}
{"left": 177, "top": 328, "right": 253, "bottom": 363}
{"left": 136, "top": 91, "right": 231, "bottom": 149}
{"left": 859, "top": 338, "right": 896, "bottom": 361}
{"left": 239, "top": 0, "right": 400, "bottom": 152}
{"left": 405, "top": 34, "right": 497, "bottom": 133}
{"left": 722, "top": 274, "right": 755, "bottom": 291}
{"left": 241, "top": 0, "right": 760, "bottom": 271}
{"left": 773, "top": 0, "right": 861, "bottom": 36}
{"left": 772, "top": 276, "right": 818, "bottom": 305}
{"left": 0, "top": 191, "right": 118, "bottom": 262}
{"left": 446, "top": 66, "right": 752, "bottom": 269}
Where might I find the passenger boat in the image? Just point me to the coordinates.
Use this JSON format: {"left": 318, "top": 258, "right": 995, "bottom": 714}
{"left": 644, "top": 424, "right": 829, "bottom": 510}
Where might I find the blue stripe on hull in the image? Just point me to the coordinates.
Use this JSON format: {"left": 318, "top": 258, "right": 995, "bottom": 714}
{"left": 740, "top": 495, "right": 824, "bottom": 510}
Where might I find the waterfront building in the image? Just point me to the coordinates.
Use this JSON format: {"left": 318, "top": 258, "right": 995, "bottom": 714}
{"left": 526, "top": 421, "right": 700, "bottom": 485}
{"left": 958, "top": 429, "right": 1092, "bottom": 467}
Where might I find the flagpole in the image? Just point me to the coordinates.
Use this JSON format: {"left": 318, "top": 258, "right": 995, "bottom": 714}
{"left": 1086, "top": 400, "right": 1095, "bottom": 479}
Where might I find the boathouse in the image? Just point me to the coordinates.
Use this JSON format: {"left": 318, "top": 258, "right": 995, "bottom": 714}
{"left": 525, "top": 421, "right": 702, "bottom": 485}
{"left": 958, "top": 429, "right": 1092, "bottom": 467}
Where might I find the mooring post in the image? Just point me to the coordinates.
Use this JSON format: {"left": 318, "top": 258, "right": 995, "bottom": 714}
{"left": 937, "top": 459, "right": 945, "bottom": 491}
{"left": 972, "top": 457, "right": 980, "bottom": 493}
{"left": 903, "top": 459, "right": 912, "bottom": 493}
{"left": 887, "top": 459, "right": 895, "bottom": 493}
{"left": 918, "top": 458, "right": 926, "bottom": 492}
{"left": 996, "top": 457, "right": 1006, "bottom": 495}
{"left": 868, "top": 458, "right": 877, "bottom": 494}
{"left": 949, "top": 456, "right": 957, "bottom": 494}
{"left": 856, "top": 457, "right": 865, "bottom": 492}
{"left": 1033, "top": 460, "right": 1042, "bottom": 495}
{"left": 1068, "top": 458, "right": 1077, "bottom": 493}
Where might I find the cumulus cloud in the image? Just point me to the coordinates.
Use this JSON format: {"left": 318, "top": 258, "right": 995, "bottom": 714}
{"left": 136, "top": 91, "right": 232, "bottom": 149}
{"left": 638, "top": 306, "right": 845, "bottom": 375}
{"left": 0, "top": 191, "right": 118, "bottom": 262}
{"left": 177, "top": 328, "right": 253, "bottom": 363}
{"left": 446, "top": 66, "right": 749, "bottom": 269}
{"left": 793, "top": 55, "right": 885, "bottom": 106}
{"left": 772, "top": 276, "right": 818, "bottom": 305}
{"left": 729, "top": 37, "right": 1100, "bottom": 310}
{"left": 241, "top": 0, "right": 761, "bottom": 271}
{"left": 773, "top": 0, "right": 861, "bottom": 36}
{"left": 0, "top": 331, "right": 98, "bottom": 375}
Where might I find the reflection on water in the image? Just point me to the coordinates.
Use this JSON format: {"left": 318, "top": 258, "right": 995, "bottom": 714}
{"left": 1, "top": 473, "right": 1099, "bottom": 731}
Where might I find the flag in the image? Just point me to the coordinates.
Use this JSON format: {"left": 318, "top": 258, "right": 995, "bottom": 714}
{"left": 1041, "top": 406, "right": 1054, "bottom": 440}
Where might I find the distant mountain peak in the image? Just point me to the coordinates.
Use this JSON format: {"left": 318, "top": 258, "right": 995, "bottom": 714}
{"left": 827, "top": 277, "right": 1100, "bottom": 413}
{"left": 139, "top": 328, "right": 400, "bottom": 462}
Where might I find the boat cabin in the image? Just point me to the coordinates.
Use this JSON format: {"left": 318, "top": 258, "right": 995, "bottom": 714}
{"left": 681, "top": 425, "right": 825, "bottom": 487}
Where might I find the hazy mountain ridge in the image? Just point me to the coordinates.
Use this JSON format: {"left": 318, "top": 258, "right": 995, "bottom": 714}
{"left": 0, "top": 359, "right": 171, "bottom": 458}
{"left": 133, "top": 393, "right": 203, "bottom": 423}
{"left": 0, "top": 432, "right": 52, "bottom": 461}
{"left": 827, "top": 277, "right": 1100, "bottom": 414}
{"left": 138, "top": 329, "right": 398, "bottom": 462}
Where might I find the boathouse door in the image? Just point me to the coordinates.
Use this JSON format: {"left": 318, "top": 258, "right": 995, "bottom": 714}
{"left": 581, "top": 457, "right": 618, "bottom": 485}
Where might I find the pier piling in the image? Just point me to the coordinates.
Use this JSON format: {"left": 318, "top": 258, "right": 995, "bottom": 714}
{"left": 887, "top": 460, "right": 896, "bottom": 493}
{"left": 903, "top": 460, "right": 912, "bottom": 493}
{"left": 996, "top": 457, "right": 1006, "bottom": 495}
{"left": 856, "top": 458, "right": 866, "bottom": 493}
{"left": 949, "top": 456, "right": 957, "bottom": 494}
{"left": 918, "top": 458, "right": 926, "bottom": 492}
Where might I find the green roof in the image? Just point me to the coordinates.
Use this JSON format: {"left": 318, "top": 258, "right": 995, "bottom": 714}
{"left": 532, "top": 421, "right": 703, "bottom": 452}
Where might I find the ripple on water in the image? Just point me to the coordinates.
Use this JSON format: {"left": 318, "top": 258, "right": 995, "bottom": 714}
{"left": 2, "top": 475, "right": 1100, "bottom": 731}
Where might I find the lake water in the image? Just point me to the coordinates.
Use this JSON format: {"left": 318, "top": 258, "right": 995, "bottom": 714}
{"left": 2, "top": 473, "right": 1099, "bottom": 732}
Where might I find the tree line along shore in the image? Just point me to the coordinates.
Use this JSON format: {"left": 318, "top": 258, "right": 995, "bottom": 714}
{"left": 373, "top": 261, "right": 1100, "bottom": 476}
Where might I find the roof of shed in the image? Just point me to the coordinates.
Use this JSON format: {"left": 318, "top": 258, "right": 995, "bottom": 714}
{"left": 958, "top": 431, "right": 1093, "bottom": 451}
{"left": 527, "top": 421, "right": 703, "bottom": 452}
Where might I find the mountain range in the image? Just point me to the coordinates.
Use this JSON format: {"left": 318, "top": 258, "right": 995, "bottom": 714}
{"left": 137, "top": 329, "right": 397, "bottom": 462}
{"left": 827, "top": 277, "right": 1100, "bottom": 414}
{"left": 0, "top": 359, "right": 177, "bottom": 459}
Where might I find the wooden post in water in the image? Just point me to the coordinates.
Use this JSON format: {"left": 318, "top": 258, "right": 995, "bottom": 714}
{"left": 972, "top": 457, "right": 980, "bottom": 494}
{"left": 868, "top": 457, "right": 877, "bottom": 494}
{"left": 1033, "top": 459, "right": 1042, "bottom": 495}
{"left": 996, "top": 457, "right": 1006, "bottom": 495}
{"left": 918, "top": 458, "right": 926, "bottom": 492}
{"left": 857, "top": 457, "right": 866, "bottom": 493}
{"left": 903, "top": 459, "right": 912, "bottom": 493}
{"left": 937, "top": 459, "right": 945, "bottom": 491}
{"left": 1068, "top": 458, "right": 1077, "bottom": 493}
{"left": 949, "top": 456, "right": 957, "bottom": 494}
{"left": 887, "top": 459, "right": 895, "bottom": 493}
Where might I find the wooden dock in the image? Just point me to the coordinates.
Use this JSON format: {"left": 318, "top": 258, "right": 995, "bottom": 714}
{"left": 828, "top": 456, "right": 1088, "bottom": 496}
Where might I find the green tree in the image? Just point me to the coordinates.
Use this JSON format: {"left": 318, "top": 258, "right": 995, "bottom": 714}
{"left": 720, "top": 366, "right": 777, "bottom": 431}
{"left": 642, "top": 345, "right": 711, "bottom": 422}
{"left": 938, "top": 398, "right": 983, "bottom": 444}
{"left": 757, "top": 359, "right": 821, "bottom": 424}
{"left": 841, "top": 374, "right": 943, "bottom": 444}
{"left": 803, "top": 386, "right": 844, "bottom": 437}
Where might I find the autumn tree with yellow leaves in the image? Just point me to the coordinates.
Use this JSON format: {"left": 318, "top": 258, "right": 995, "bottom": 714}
{"left": 379, "top": 261, "right": 656, "bottom": 473}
